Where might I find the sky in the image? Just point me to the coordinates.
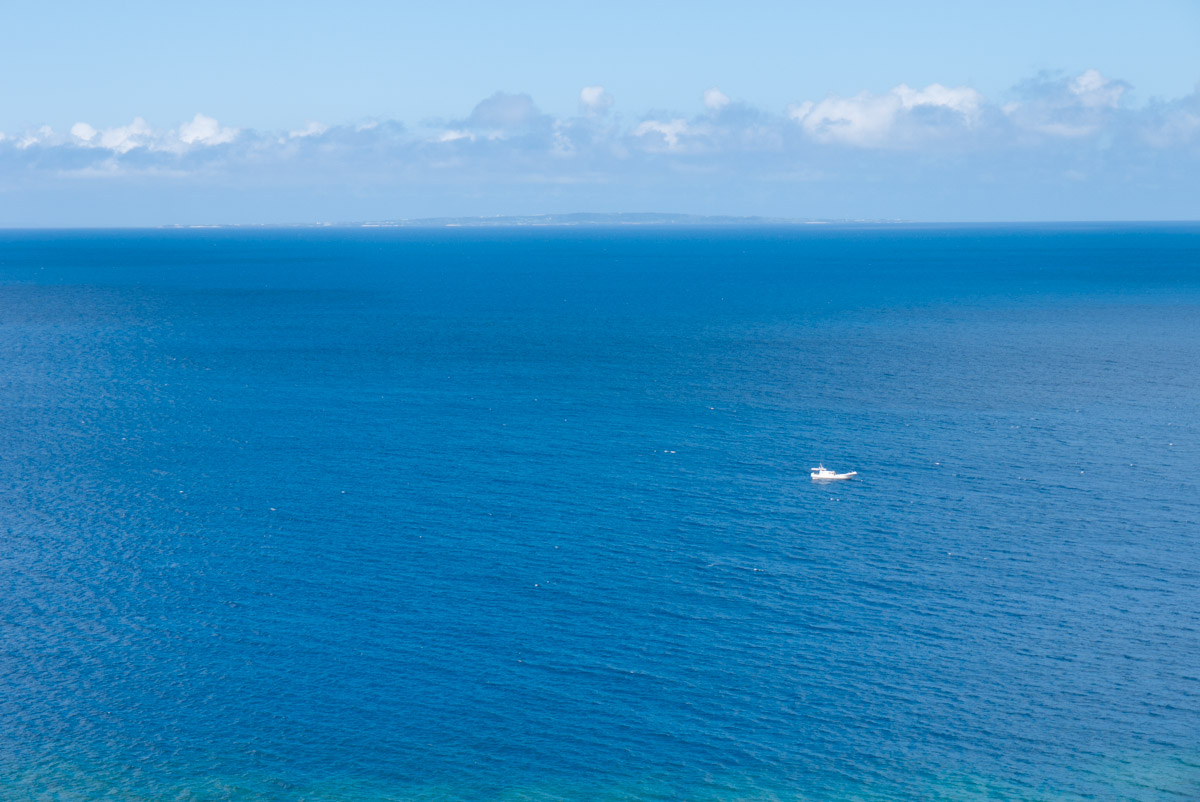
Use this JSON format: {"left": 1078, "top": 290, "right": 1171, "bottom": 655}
{"left": 1, "top": 0, "right": 1198, "bottom": 224}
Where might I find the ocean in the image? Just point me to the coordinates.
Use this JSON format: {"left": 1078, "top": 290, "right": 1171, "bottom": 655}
{"left": 1, "top": 224, "right": 1197, "bottom": 800}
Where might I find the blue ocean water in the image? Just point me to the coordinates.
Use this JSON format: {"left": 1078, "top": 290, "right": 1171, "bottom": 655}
{"left": 1, "top": 224, "right": 1198, "bottom": 801}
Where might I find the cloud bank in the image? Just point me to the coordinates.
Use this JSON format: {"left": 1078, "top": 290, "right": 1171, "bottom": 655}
{"left": 1, "top": 70, "right": 1198, "bottom": 224}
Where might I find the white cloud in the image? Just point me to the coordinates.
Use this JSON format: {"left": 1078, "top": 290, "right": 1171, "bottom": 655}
{"left": 1003, "top": 69, "right": 1130, "bottom": 138}
{"left": 178, "top": 113, "right": 238, "bottom": 146}
{"left": 551, "top": 119, "right": 575, "bottom": 156}
{"left": 1070, "top": 69, "right": 1125, "bottom": 109}
{"left": 98, "top": 118, "right": 154, "bottom": 153}
{"left": 2, "top": 72, "right": 1196, "bottom": 221}
{"left": 894, "top": 84, "right": 981, "bottom": 119}
{"left": 289, "top": 121, "right": 328, "bottom": 139}
{"left": 634, "top": 119, "right": 690, "bottom": 150}
{"left": 71, "top": 122, "right": 98, "bottom": 142}
{"left": 58, "top": 114, "right": 237, "bottom": 154}
{"left": 789, "top": 83, "right": 982, "bottom": 147}
{"left": 466, "top": 92, "right": 540, "bottom": 131}
{"left": 580, "top": 85, "right": 614, "bottom": 114}
{"left": 703, "top": 88, "right": 730, "bottom": 111}
{"left": 1139, "top": 86, "right": 1200, "bottom": 147}
{"left": 1149, "top": 109, "right": 1200, "bottom": 146}
{"left": 18, "top": 125, "right": 55, "bottom": 149}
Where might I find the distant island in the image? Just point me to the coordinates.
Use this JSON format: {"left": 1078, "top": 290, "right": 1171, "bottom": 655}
{"left": 358, "top": 213, "right": 844, "bottom": 227}
{"left": 163, "top": 213, "right": 902, "bottom": 229}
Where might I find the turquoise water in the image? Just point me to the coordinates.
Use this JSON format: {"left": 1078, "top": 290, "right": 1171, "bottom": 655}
{"left": 1, "top": 225, "right": 1198, "bottom": 800}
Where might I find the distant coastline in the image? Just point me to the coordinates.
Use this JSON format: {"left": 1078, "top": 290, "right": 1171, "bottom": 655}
{"left": 0, "top": 217, "right": 1186, "bottom": 231}
{"left": 158, "top": 213, "right": 902, "bottom": 229}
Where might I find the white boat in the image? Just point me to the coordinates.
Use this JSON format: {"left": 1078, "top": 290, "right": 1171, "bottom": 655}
{"left": 811, "top": 465, "right": 857, "bottom": 481}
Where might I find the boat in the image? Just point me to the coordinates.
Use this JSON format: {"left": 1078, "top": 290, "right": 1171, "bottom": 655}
{"left": 811, "top": 465, "right": 857, "bottom": 481}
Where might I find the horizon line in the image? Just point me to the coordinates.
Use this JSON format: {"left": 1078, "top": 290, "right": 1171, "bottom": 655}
{"left": 2, "top": 215, "right": 1200, "bottom": 231}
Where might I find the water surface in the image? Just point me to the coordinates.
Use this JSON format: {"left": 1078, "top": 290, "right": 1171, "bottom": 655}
{"left": 1, "top": 225, "right": 1198, "bottom": 800}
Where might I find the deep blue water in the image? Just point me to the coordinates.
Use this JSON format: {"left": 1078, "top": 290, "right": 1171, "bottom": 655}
{"left": 1, "top": 225, "right": 1198, "bottom": 801}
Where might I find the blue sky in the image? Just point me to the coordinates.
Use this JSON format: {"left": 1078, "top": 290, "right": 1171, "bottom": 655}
{"left": 1, "top": 1, "right": 1198, "bottom": 224}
